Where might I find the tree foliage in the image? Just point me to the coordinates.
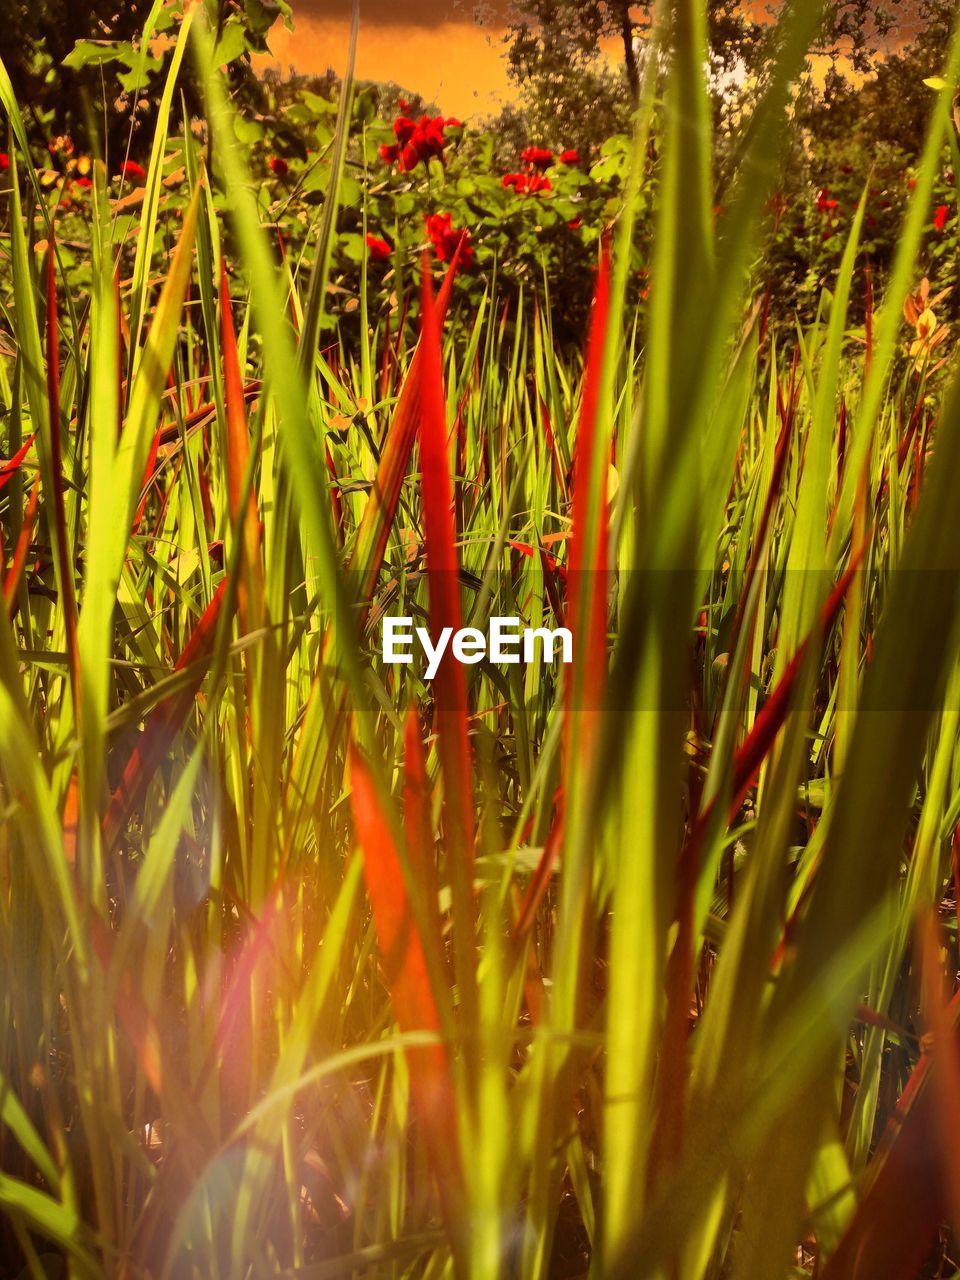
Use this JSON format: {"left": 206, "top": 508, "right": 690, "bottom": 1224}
{"left": 498, "top": 0, "right": 916, "bottom": 155}
{"left": 0, "top": 0, "right": 290, "bottom": 151}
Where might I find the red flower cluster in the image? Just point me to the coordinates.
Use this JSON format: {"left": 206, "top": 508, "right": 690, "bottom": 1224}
{"left": 269, "top": 155, "right": 289, "bottom": 177}
{"left": 816, "top": 187, "right": 839, "bottom": 214}
{"left": 502, "top": 172, "right": 552, "bottom": 196}
{"left": 521, "top": 145, "right": 554, "bottom": 172}
{"left": 933, "top": 203, "right": 950, "bottom": 232}
{"left": 114, "top": 159, "right": 146, "bottom": 181}
{"left": 380, "top": 115, "right": 461, "bottom": 173}
{"left": 559, "top": 149, "right": 582, "bottom": 166}
{"left": 0, "top": 153, "right": 8, "bottom": 173}
{"left": 425, "top": 212, "right": 473, "bottom": 268}
{"left": 366, "top": 233, "right": 392, "bottom": 262}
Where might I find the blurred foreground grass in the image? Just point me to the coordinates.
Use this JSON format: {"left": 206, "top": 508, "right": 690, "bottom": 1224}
{"left": 4, "top": 2, "right": 960, "bottom": 1277}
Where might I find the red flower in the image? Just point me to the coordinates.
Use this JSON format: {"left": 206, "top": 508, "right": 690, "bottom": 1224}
{"left": 503, "top": 172, "right": 551, "bottom": 196}
{"left": 366, "top": 233, "right": 392, "bottom": 262}
{"left": 0, "top": 153, "right": 8, "bottom": 172}
{"left": 269, "top": 155, "right": 289, "bottom": 177}
{"left": 382, "top": 114, "right": 457, "bottom": 172}
{"left": 559, "top": 149, "right": 581, "bottom": 166}
{"left": 119, "top": 159, "right": 146, "bottom": 180}
{"left": 425, "top": 212, "right": 473, "bottom": 269}
{"left": 521, "top": 145, "right": 554, "bottom": 172}
{"left": 816, "top": 187, "right": 838, "bottom": 214}
{"left": 567, "top": 215, "right": 583, "bottom": 230}
{"left": 933, "top": 203, "right": 949, "bottom": 232}
{"left": 393, "top": 115, "right": 417, "bottom": 145}
{"left": 73, "top": 176, "right": 92, "bottom": 190}
{"left": 445, "top": 117, "right": 464, "bottom": 129}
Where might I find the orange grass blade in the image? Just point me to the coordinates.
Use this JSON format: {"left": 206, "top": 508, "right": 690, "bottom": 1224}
{"left": 566, "top": 242, "right": 611, "bottom": 764}
{"left": 402, "top": 708, "right": 442, "bottom": 954}
{"left": 3, "top": 476, "right": 40, "bottom": 614}
{"left": 219, "top": 264, "right": 257, "bottom": 525}
{"left": 351, "top": 251, "right": 461, "bottom": 607}
{"left": 133, "top": 426, "right": 163, "bottom": 532}
{"left": 324, "top": 440, "right": 344, "bottom": 544}
{"left": 0, "top": 432, "right": 35, "bottom": 492}
{"left": 418, "top": 256, "right": 477, "bottom": 1005}
{"left": 219, "top": 263, "right": 264, "bottom": 630}
{"left": 349, "top": 744, "right": 463, "bottom": 1223}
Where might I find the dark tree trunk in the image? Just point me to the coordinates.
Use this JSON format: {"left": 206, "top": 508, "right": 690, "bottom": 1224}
{"left": 618, "top": 2, "right": 640, "bottom": 100}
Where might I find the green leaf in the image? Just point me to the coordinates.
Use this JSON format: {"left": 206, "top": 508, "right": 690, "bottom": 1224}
{"left": 62, "top": 39, "right": 134, "bottom": 70}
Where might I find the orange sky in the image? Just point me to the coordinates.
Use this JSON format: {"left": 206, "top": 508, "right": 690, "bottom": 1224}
{"left": 259, "top": 16, "right": 520, "bottom": 119}
{"left": 255, "top": 2, "right": 920, "bottom": 119}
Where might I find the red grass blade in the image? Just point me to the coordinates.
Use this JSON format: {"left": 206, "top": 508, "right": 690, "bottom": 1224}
{"left": 324, "top": 441, "right": 344, "bottom": 544}
{"left": 402, "top": 708, "right": 442, "bottom": 955}
{"left": 820, "top": 982, "right": 960, "bottom": 1280}
{"left": 133, "top": 426, "right": 164, "bottom": 532}
{"left": 155, "top": 381, "right": 262, "bottom": 448}
{"left": 693, "top": 549, "right": 867, "bottom": 863}
{"left": 0, "top": 433, "right": 35, "bottom": 493}
{"left": 349, "top": 743, "right": 463, "bottom": 1224}
{"left": 102, "top": 579, "right": 228, "bottom": 848}
{"left": 3, "top": 477, "right": 40, "bottom": 615}
{"left": 514, "top": 814, "right": 564, "bottom": 943}
{"left": 418, "top": 255, "right": 477, "bottom": 984}
{"left": 724, "top": 552, "right": 863, "bottom": 821}
{"left": 566, "top": 241, "right": 611, "bottom": 756}
{"left": 219, "top": 264, "right": 256, "bottom": 522}
{"left": 351, "top": 252, "right": 461, "bottom": 607}
{"left": 219, "top": 263, "right": 264, "bottom": 630}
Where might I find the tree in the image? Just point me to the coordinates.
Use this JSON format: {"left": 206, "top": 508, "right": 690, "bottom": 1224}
{"left": 496, "top": 1, "right": 639, "bottom": 156}
{"left": 498, "top": 0, "right": 916, "bottom": 158}
{"left": 805, "top": 0, "right": 955, "bottom": 158}
{"left": 0, "top": 0, "right": 155, "bottom": 139}
{"left": 0, "top": 0, "right": 290, "bottom": 153}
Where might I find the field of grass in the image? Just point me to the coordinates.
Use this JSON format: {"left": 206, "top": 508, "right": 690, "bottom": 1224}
{"left": 4, "top": 1, "right": 960, "bottom": 1277}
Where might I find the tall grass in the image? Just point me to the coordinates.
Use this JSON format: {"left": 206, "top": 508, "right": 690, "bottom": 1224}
{"left": 3, "top": 1, "right": 960, "bottom": 1276}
